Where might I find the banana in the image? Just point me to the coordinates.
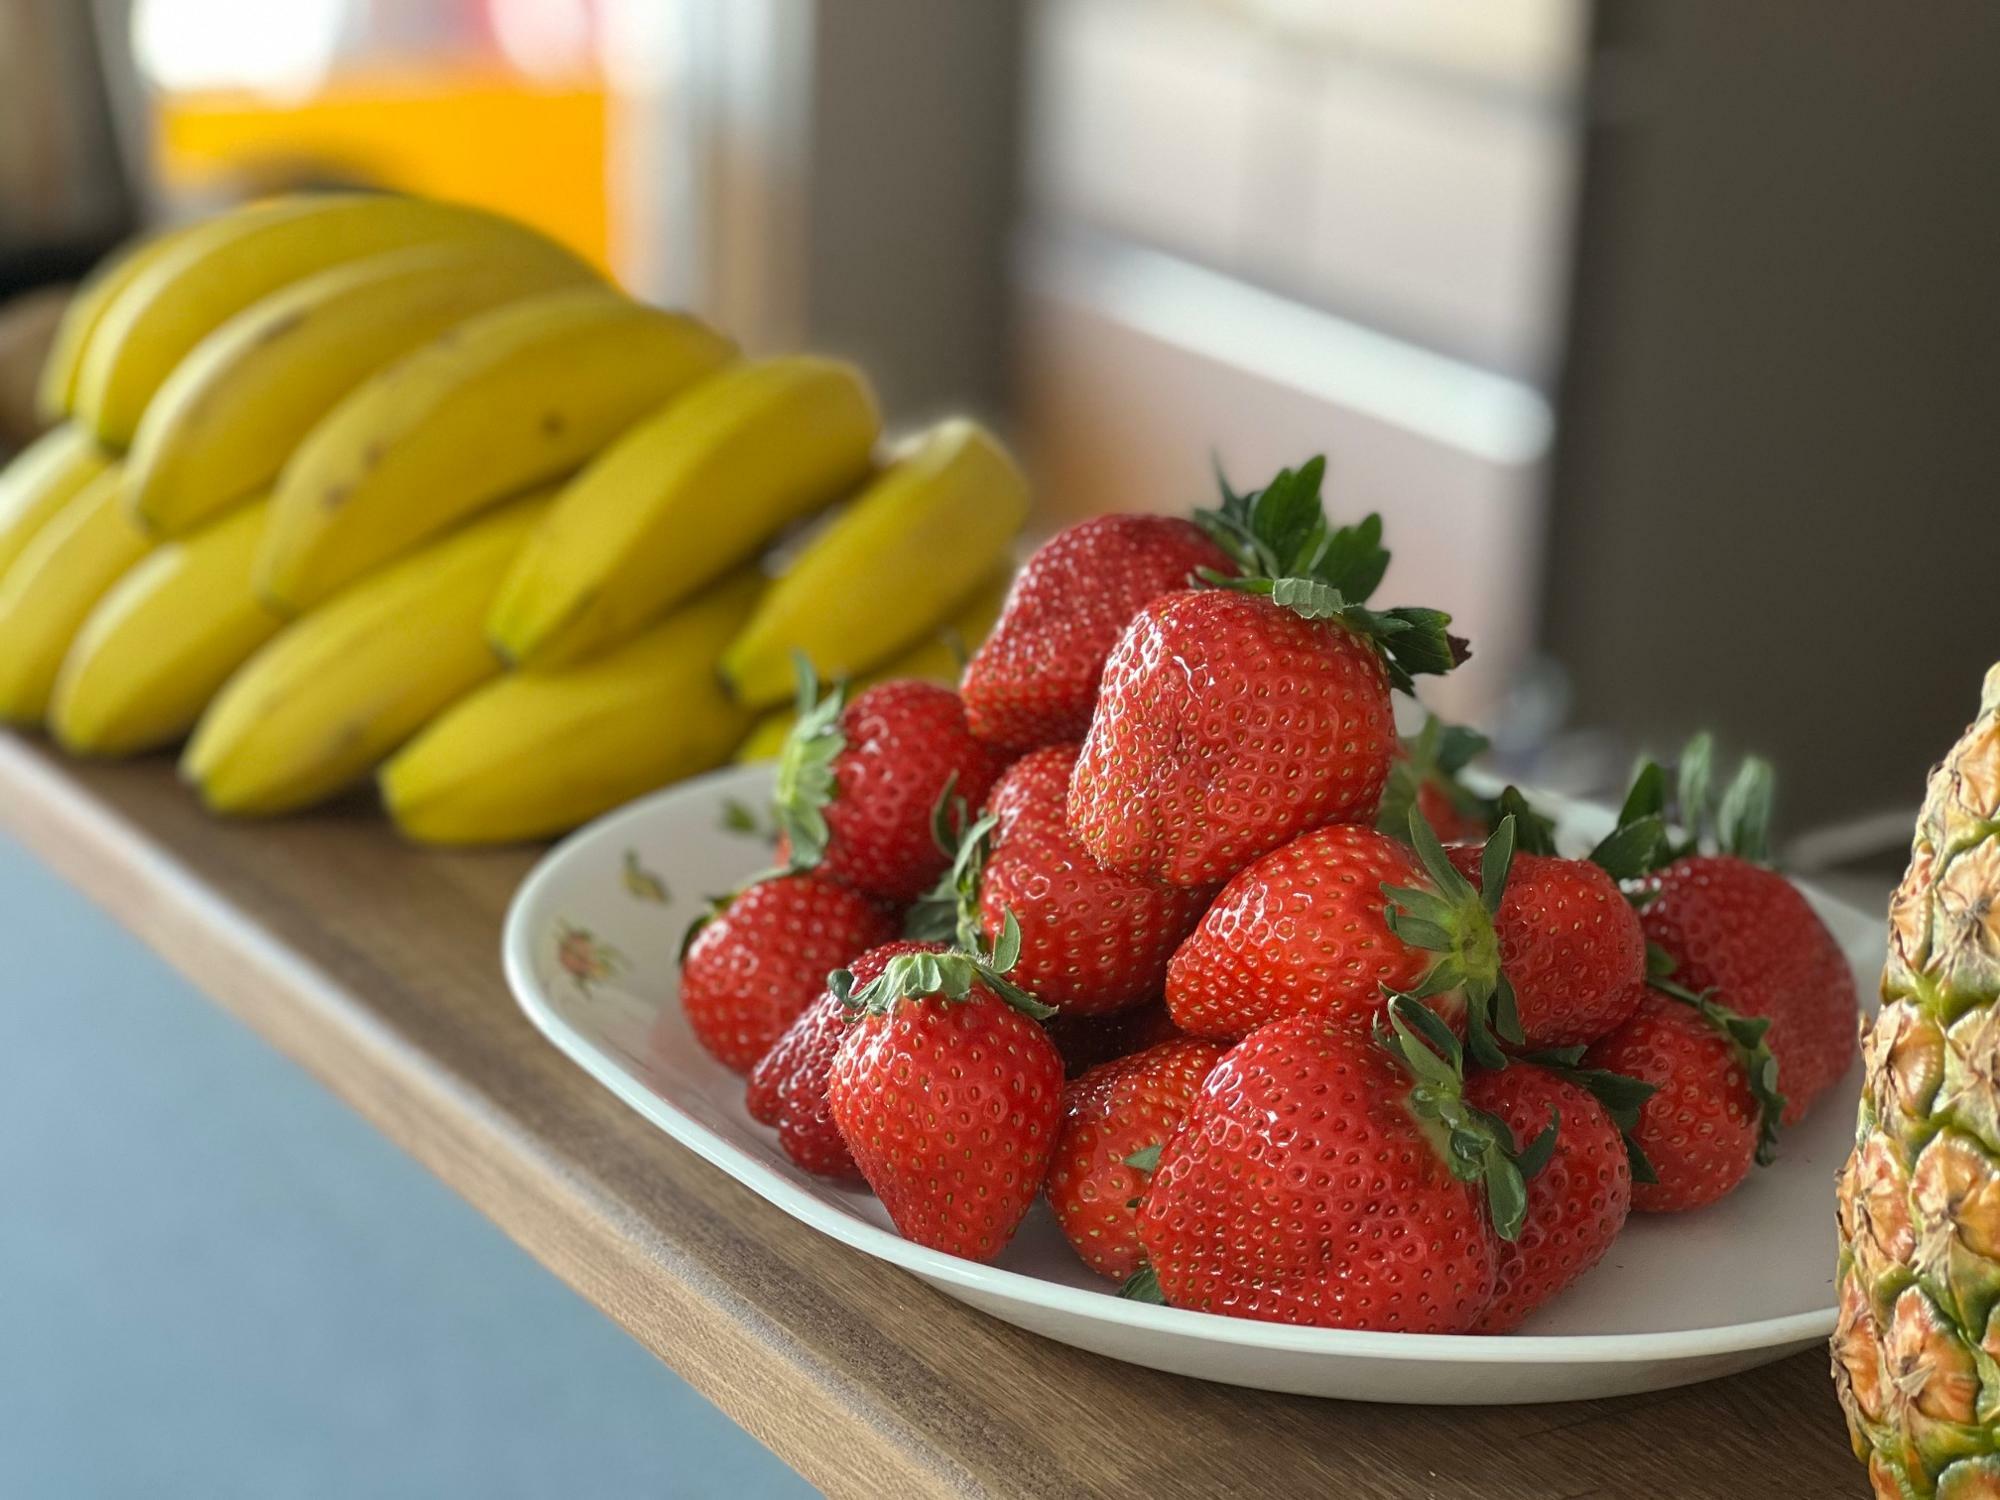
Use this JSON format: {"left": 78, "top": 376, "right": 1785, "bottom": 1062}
{"left": 0, "top": 465, "right": 151, "bottom": 724}
{"left": 127, "top": 239, "right": 595, "bottom": 535}
{"left": 257, "top": 286, "right": 735, "bottom": 612}
{"left": 720, "top": 418, "right": 1029, "bottom": 708}
{"left": 489, "top": 355, "right": 879, "bottom": 669}
{"left": 0, "top": 423, "right": 113, "bottom": 579}
{"left": 36, "top": 220, "right": 204, "bottom": 423}
{"left": 381, "top": 570, "right": 763, "bottom": 845}
{"left": 733, "top": 562, "right": 1013, "bottom": 762}
{"left": 51, "top": 494, "right": 286, "bottom": 756}
{"left": 184, "top": 491, "right": 552, "bottom": 815}
{"left": 77, "top": 192, "right": 572, "bottom": 448}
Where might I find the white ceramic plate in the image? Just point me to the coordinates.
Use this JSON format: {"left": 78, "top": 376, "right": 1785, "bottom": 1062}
{"left": 502, "top": 763, "right": 1881, "bottom": 1404}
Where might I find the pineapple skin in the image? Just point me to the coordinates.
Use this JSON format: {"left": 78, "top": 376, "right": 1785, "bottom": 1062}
{"left": 1835, "top": 664, "right": 2000, "bottom": 1499}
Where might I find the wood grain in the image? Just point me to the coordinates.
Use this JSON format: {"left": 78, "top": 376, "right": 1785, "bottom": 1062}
{"left": 0, "top": 734, "right": 1865, "bottom": 1499}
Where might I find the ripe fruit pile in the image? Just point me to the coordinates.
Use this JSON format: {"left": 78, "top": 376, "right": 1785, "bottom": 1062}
{"left": 692, "top": 460, "right": 1862, "bottom": 1336}
{"left": 0, "top": 193, "right": 1024, "bottom": 842}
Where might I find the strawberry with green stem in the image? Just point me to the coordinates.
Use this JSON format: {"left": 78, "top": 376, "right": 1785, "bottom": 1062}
{"left": 1584, "top": 945, "right": 1787, "bottom": 1212}
{"left": 1128, "top": 995, "right": 1553, "bottom": 1332}
{"left": 1067, "top": 457, "right": 1468, "bottom": 889}
{"left": 1377, "top": 713, "right": 1497, "bottom": 845}
{"left": 773, "top": 657, "right": 1004, "bottom": 905}
{"left": 825, "top": 915, "right": 1066, "bottom": 1262}
{"left": 910, "top": 741, "right": 1214, "bottom": 1015}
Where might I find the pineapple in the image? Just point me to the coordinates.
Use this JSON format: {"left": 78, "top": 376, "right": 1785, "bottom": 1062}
{"left": 1835, "top": 663, "right": 2000, "bottom": 1498}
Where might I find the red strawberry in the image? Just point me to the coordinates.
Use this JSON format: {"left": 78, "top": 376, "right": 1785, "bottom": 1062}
{"left": 1637, "top": 855, "right": 1856, "bottom": 1124}
{"left": 1465, "top": 1059, "right": 1645, "bottom": 1331}
{"left": 1066, "top": 458, "right": 1465, "bottom": 890}
{"left": 826, "top": 934, "right": 1065, "bottom": 1261}
{"left": 774, "top": 673, "right": 1006, "bottom": 904}
{"left": 1445, "top": 845, "right": 1646, "bottom": 1047}
{"left": 1164, "top": 822, "right": 1454, "bottom": 1041}
{"left": 960, "top": 513, "right": 1232, "bottom": 755}
{"left": 917, "top": 742, "right": 1214, "bottom": 1015}
{"left": 747, "top": 939, "right": 943, "bottom": 1179}
{"left": 1132, "top": 998, "right": 1534, "bottom": 1332}
{"left": 1045, "top": 1037, "right": 1225, "bottom": 1280}
{"left": 1583, "top": 982, "right": 1784, "bottom": 1212}
{"left": 1608, "top": 736, "right": 1858, "bottom": 1124}
{"left": 680, "top": 873, "right": 896, "bottom": 1074}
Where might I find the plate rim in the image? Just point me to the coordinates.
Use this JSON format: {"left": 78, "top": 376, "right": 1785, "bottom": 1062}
{"left": 502, "top": 763, "right": 1849, "bottom": 1370}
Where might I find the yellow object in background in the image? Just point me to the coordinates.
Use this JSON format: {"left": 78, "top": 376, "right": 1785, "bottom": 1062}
{"left": 154, "top": 69, "right": 612, "bottom": 274}
{"left": 0, "top": 425, "right": 113, "bottom": 579}
{"left": 185, "top": 490, "right": 553, "bottom": 815}
{"left": 733, "top": 563, "right": 1014, "bottom": 763}
{"left": 52, "top": 495, "right": 286, "bottom": 756}
{"left": 721, "top": 419, "right": 1030, "bottom": 708}
{"left": 383, "top": 571, "right": 764, "bottom": 846}
{"left": 0, "top": 466, "right": 152, "bottom": 724}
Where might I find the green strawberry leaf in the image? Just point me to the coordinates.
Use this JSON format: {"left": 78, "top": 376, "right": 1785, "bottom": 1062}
{"left": 1517, "top": 1047, "right": 1661, "bottom": 1185}
{"left": 1119, "top": 1263, "right": 1168, "bottom": 1304}
{"left": 1717, "top": 756, "right": 1776, "bottom": 863}
{"left": 771, "top": 652, "right": 846, "bottom": 871}
{"left": 1646, "top": 951, "right": 1785, "bottom": 1166}
{"left": 1494, "top": 786, "right": 1559, "bottom": 857}
{"left": 843, "top": 909, "right": 1057, "bottom": 1021}
{"left": 1675, "top": 734, "right": 1714, "bottom": 856}
{"left": 1123, "top": 1143, "right": 1163, "bottom": 1173}
{"left": 1589, "top": 812, "right": 1668, "bottom": 883}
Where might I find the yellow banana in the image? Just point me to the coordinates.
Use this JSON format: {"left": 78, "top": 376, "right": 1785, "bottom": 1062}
{"left": 732, "top": 562, "right": 1013, "bottom": 762}
{"left": 720, "top": 418, "right": 1029, "bottom": 708}
{"left": 382, "top": 571, "right": 763, "bottom": 845}
{"left": 184, "top": 491, "right": 551, "bottom": 815}
{"left": 77, "top": 192, "right": 570, "bottom": 448}
{"left": 257, "top": 286, "right": 735, "bottom": 612}
{"left": 36, "top": 220, "right": 204, "bottom": 423}
{"left": 127, "top": 239, "right": 595, "bottom": 535}
{"left": 0, "top": 466, "right": 151, "bottom": 723}
{"left": 0, "top": 423, "right": 113, "bottom": 579}
{"left": 51, "top": 494, "right": 285, "bottom": 755}
{"left": 489, "top": 355, "right": 878, "bottom": 669}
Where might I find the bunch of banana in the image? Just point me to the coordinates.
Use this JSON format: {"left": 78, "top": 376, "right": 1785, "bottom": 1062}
{"left": 184, "top": 492, "right": 552, "bottom": 816}
{"left": 257, "top": 284, "right": 736, "bottom": 611}
{"left": 0, "top": 188, "right": 1038, "bottom": 850}
{"left": 52, "top": 495, "right": 285, "bottom": 756}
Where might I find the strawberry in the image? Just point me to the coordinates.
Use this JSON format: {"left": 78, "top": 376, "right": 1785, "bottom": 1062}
{"left": 774, "top": 669, "right": 1006, "bottom": 904}
{"left": 1164, "top": 821, "right": 1474, "bottom": 1041}
{"left": 1130, "top": 997, "right": 1543, "bottom": 1332}
{"left": 1583, "top": 974, "right": 1784, "bottom": 1212}
{"left": 960, "top": 513, "right": 1232, "bottom": 755}
{"left": 1609, "top": 736, "right": 1859, "bottom": 1124}
{"left": 680, "top": 872, "right": 896, "bottom": 1074}
{"left": 1045, "top": 1036, "right": 1225, "bottom": 1280}
{"left": 825, "top": 925, "right": 1065, "bottom": 1261}
{"left": 1444, "top": 845, "right": 1647, "bottom": 1047}
{"left": 913, "top": 742, "right": 1214, "bottom": 1015}
{"left": 1066, "top": 458, "right": 1465, "bottom": 889}
{"left": 1465, "top": 1056, "right": 1651, "bottom": 1331}
{"left": 747, "top": 939, "right": 944, "bottom": 1179}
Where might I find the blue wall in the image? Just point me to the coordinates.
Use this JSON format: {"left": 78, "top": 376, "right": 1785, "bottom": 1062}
{"left": 0, "top": 832, "right": 818, "bottom": 1500}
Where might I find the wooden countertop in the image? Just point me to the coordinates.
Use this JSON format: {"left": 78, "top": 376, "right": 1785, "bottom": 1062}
{"left": 0, "top": 732, "right": 1864, "bottom": 1499}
